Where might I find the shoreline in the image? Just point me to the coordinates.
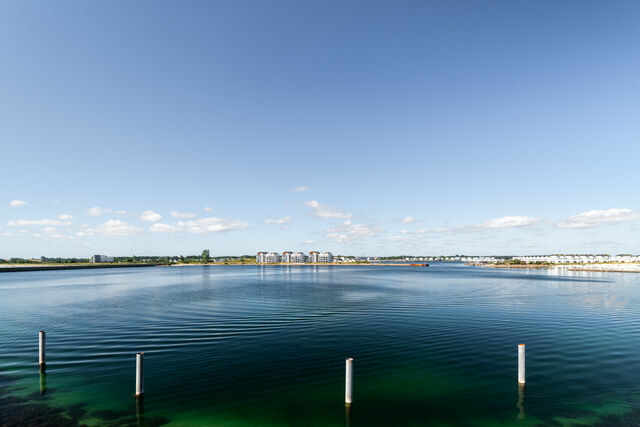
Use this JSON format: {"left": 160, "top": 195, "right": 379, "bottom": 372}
{"left": 167, "top": 262, "right": 428, "bottom": 267}
{"left": 469, "top": 263, "right": 640, "bottom": 274}
{"left": 0, "top": 262, "right": 429, "bottom": 273}
{"left": 0, "top": 263, "right": 159, "bottom": 273}
{"left": 467, "top": 263, "right": 551, "bottom": 269}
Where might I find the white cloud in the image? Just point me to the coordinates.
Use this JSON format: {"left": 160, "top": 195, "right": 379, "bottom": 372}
{"left": 150, "top": 223, "right": 182, "bottom": 233}
{"left": 396, "top": 216, "right": 537, "bottom": 236}
{"left": 140, "top": 210, "right": 162, "bottom": 223}
{"left": 304, "top": 239, "right": 316, "bottom": 244}
{"left": 39, "top": 226, "right": 73, "bottom": 239}
{"left": 558, "top": 208, "right": 640, "bottom": 229}
{"left": 292, "top": 186, "right": 310, "bottom": 192}
{"left": 88, "top": 206, "right": 110, "bottom": 216}
{"left": 389, "top": 235, "right": 412, "bottom": 243}
{"left": 88, "top": 207, "right": 126, "bottom": 216}
{"left": 305, "top": 200, "right": 352, "bottom": 219}
{"left": 76, "top": 224, "right": 96, "bottom": 237}
{"left": 75, "top": 225, "right": 96, "bottom": 237}
{"left": 476, "top": 216, "right": 539, "bottom": 230}
{"left": 401, "top": 216, "right": 417, "bottom": 224}
{"left": 170, "top": 211, "right": 196, "bottom": 219}
{"left": 325, "top": 220, "right": 381, "bottom": 243}
{"left": 8, "top": 218, "right": 72, "bottom": 226}
{"left": 204, "top": 206, "right": 213, "bottom": 212}
{"left": 400, "top": 228, "right": 446, "bottom": 235}
{"left": 149, "top": 217, "right": 250, "bottom": 234}
{"left": 179, "top": 217, "right": 250, "bottom": 234}
{"left": 265, "top": 216, "right": 292, "bottom": 224}
{"left": 9, "top": 200, "right": 28, "bottom": 207}
{"left": 58, "top": 214, "right": 74, "bottom": 221}
{"left": 95, "top": 220, "right": 144, "bottom": 236}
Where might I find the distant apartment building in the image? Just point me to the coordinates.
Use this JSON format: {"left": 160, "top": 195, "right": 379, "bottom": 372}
{"left": 256, "top": 252, "right": 281, "bottom": 263}
{"left": 282, "top": 251, "right": 307, "bottom": 263}
{"left": 91, "top": 255, "right": 114, "bottom": 263}
{"left": 256, "top": 251, "right": 335, "bottom": 263}
{"left": 509, "top": 254, "right": 640, "bottom": 264}
{"left": 307, "top": 251, "right": 333, "bottom": 263}
{"left": 318, "top": 252, "right": 333, "bottom": 263}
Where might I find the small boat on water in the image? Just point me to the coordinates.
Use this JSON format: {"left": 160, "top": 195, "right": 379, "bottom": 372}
{"left": 410, "top": 263, "right": 429, "bottom": 267}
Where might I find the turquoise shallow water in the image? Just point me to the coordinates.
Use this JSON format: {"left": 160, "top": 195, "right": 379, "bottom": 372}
{"left": 1, "top": 263, "right": 640, "bottom": 426}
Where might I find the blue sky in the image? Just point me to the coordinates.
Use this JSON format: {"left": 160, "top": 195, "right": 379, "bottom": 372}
{"left": 1, "top": 0, "right": 639, "bottom": 258}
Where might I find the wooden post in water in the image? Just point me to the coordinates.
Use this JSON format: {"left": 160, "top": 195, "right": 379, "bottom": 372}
{"left": 518, "top": 344, "right": 525, "bottom": 385}
{"left": 39, "top": 331, "right": 46, "bottom": 368}
{"left": 345, "top": 358, "right": 353, "bottom": 405}
{"left": 135, "top": 353, "right": 144, "bottom": 397}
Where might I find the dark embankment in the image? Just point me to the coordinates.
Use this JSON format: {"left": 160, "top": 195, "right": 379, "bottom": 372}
{"left": 0, "top": 264, "right": 159, "bottom": 273}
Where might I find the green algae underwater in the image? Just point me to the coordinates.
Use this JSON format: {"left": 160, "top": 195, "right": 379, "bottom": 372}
{"left": 2, "top": 264, "right": 640, "bottom": 426}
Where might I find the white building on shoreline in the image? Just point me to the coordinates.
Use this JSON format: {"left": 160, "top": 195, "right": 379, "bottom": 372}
{"left": 511, "top": 254, "right": 640, "bottom": 264}
{"left": 317, "top": 252, "right": 333, "bottom": 263}
{"left": 282, "top": 251, "right": 307, "bottom": 263}
{"left": 256, "top": 251, "right": 334, "bottom": 263}
{"left": 90, "top": 255, "right": 114, "bottom": 263}
{"left": 308, "top": 251, "right": 333, "bottom": 263}
{"left": 256, "top": 252, "right": 281, "bottom": 263}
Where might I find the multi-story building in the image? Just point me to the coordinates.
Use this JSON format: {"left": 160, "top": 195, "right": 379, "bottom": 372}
{"left": 307, "top": 251, "right": 333, "bottom": 263}
{"left": 257, "top": 250, "right": 337, "bottom": 263}
{"left": 511, "top": 254, "right": 640, "bottom": 264}
{"left": 318, "top": 252, "right": 333, "bottom": 263}
{"left": 256, "top": 252, "right": 281, "bottom": 263}
{"left": 282, "top": 251, "right": 307, "bottom": 263}
{"left": 91, "top": 255, "right": 114, "bottom": 263}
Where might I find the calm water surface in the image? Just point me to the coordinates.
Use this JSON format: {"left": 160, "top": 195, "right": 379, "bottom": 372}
{"left": 1, "top": 263, "right": 640, "bottom": 426}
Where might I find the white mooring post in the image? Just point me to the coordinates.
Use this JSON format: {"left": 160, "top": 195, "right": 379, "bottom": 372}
{"left": 518, "top": 344, "right": 526, "bottom": 385}
{"left": 517, "top": 380, "right": 525, "bottom": 420}
{"left": 39, "top": 331, "right": 46, "bottom": 368}
{"left": 135, "top": 353, "right": 144, "bottom": 397}
{"left": 345, "top": 358, "right": 353, "bottom": 405}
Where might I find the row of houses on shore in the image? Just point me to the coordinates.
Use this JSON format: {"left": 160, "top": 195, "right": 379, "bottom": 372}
{"left": 256, "top": 251, "right": 334, "bottom": 263}
{"left": 511, "top": 254, "right": 640, "bottom": 264}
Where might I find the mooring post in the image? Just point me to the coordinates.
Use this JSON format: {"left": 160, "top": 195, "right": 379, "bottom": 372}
{"left": 39, "top": 331, "right": 46, "bottom": 368}
{"left": 345, "top": 357, "right": 353, "bottom": 405}
{"left": 518, "top": 344, "right": 525, "bottom": 385}
{"left": 136, "top": 390, "right": 144, "bottom": 425}
{"left": 39, "top": 370, "right": 47, "bottom": 395}
{"left": 345, "top": 403, "right": 352, "bottom": 427}
{"left": 517, "top": 381, "right": 525, "bottom": 419}
{"left": 135, "top": 353, "right": 144, "bottom": 397}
